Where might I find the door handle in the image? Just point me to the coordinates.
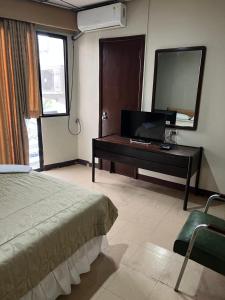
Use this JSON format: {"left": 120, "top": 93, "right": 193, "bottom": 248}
{"left": 102, "top": 112, "right": 108, "bottom": 120}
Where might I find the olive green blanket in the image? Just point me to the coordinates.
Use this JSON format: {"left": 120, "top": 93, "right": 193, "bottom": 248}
{"left": 0, "top": 172, "right": 118, "bottom": 300}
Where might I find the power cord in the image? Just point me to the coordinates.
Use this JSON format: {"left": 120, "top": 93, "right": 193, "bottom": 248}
{"left": 67, "top": 32, "right": 83, "bottom": 136}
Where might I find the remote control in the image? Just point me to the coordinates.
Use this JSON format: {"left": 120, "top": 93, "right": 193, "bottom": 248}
{"left": 160, "top": 143, "right": 173, "bottom": 150}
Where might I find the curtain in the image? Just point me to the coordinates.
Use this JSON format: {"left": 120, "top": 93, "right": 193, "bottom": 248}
{"left": 0, "top": 19, "right": 41, "bottom": 165}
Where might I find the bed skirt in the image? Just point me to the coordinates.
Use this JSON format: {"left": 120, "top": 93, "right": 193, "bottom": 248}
{"left": 21, "top": 236, "right": 107, "bottom": 300}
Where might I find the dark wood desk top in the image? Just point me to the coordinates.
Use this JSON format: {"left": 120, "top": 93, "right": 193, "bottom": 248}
{"left": 95, "top": 135, "right": 201, "bottom": 158}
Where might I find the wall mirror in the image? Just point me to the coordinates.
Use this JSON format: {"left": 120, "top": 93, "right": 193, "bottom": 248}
{"left": 152, "top": 46, "right": 206, "bottom": 130}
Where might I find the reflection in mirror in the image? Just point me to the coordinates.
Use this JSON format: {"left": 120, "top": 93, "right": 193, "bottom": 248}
{"left": 152, "top": 47, "right": 206, "bottom": 130}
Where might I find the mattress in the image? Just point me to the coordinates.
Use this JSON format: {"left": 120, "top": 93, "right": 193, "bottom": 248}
{"left": 0, "top": 172, "right": 118, "bottom": 300}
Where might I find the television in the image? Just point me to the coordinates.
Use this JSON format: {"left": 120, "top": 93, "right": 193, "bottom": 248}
{"left": 154, "top": 109, "right": 177, "bottom": 125}
{"left": 121, "top": 110, "right": 166, "bottom": 142}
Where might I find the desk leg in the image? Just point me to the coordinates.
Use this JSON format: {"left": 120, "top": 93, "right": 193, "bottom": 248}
{"left": 92, "top": 140, "right": 95, "bottom": 183}
{"left": 92, "top": 158, "right": 95, "bottom": 182}
{"left": 195, "top": 147, "right": 203, "bottom": 195}
{"left": 184, "top": 158, "right": 192, "bottom": 210}
{"left": 110, "top": 161, "right": 115, "bottom": 173}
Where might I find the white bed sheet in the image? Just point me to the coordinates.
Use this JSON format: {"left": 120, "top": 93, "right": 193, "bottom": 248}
{"left": 21, "top": 236, "right": 107, "bottom": 300}
{"left": 0, "top": 164, "right": 32, "bottom": 173}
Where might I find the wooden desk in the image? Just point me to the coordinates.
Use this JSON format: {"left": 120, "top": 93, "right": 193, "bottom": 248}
{"left": 92, "top": 135, "right": 203, "bottom": 210}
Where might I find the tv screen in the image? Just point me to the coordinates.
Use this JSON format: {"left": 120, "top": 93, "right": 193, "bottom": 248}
{"left": 121, "top": 110, "right": 166, "bottom": 142}
{"left": 154, "top": 109, "right": 177, "bottom": 125}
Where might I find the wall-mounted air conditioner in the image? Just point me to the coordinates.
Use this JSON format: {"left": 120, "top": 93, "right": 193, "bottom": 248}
{"left": 77, "top": 3, "right": 127, "bottom": 32}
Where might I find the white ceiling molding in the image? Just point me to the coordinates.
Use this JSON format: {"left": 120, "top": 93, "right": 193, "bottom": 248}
{"left": 31, "top": 0, "right": 130, "bottom": 10}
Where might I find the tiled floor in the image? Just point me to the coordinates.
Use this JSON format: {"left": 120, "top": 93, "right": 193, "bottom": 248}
{"left": 46, "top": 165, "right": 225, "bottom": 300}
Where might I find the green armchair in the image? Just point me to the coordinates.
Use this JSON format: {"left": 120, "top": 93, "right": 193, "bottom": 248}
{"left": 173, "top": 194, "right": 225, "bottom": 292}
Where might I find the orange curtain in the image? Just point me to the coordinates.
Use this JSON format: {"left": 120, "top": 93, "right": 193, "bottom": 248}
{"left": 0, "top": 19, "right": 41, "bottom": 164}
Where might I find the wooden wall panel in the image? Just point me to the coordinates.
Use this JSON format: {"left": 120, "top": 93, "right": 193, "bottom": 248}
{"left": 0, "top": 0, "right": 77, "bottom": 32}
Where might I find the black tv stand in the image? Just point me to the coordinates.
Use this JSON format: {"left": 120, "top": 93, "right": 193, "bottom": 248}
{"left": 92, "top": 134, "right": 203, "bottom": 210}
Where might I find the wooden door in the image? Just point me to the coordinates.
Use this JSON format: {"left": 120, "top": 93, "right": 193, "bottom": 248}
{"left": 99, "top": 35, "right": 145, "bottom": 177}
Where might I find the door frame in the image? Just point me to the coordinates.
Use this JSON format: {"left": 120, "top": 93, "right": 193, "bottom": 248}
{"left": 99, "top": 35, "right": 146, "bottom": 138}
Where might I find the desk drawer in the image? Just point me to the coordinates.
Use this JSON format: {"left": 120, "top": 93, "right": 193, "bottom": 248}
{"left": 94, "top": 141, "right": 189, "bottom": 169}
{"left": 95, "top": 149, "right": 188, "bottom": 178}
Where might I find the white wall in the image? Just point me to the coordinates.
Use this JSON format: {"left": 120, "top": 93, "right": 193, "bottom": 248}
{"left": 142, "top": 0, "right": 225, "bottom": 193}
{"left": 75, "top": 0, "right": 225, "bottom": 193}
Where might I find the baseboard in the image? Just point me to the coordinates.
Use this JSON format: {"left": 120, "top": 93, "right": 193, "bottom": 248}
{"left": 75, "top": 159, "right": 90, "bottom": 166}
{"left": 43, "top": 160, "right": 77, "bottom": 171}
{"left": 137, "top": 174, "right": 217, "bottom": 197}
{"left": 75, "top": 159, "right": 99, "bottom": 168}
{"left": 43, "top": 159, "right": 98, "bottom": 171}
{"left": 43, "top": 159, "right": 220, "bottom": 198}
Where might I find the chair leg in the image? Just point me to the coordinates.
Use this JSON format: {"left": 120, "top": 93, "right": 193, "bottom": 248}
{"left": 174, "top": 224, "right": 208, "bottom": 292}
{"left": 174, "top": 255, "right": 189, "bottom": 291}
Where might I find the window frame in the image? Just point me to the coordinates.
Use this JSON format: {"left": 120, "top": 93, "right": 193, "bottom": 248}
{"left": 36, "top": 31, "right": 70, "bottom": 117}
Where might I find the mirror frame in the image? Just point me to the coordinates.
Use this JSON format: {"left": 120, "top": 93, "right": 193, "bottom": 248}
{"left": 151, "top": 46, "right": 206, "bottom": 130}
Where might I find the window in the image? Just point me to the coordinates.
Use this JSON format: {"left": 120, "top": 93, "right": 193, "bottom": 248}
{"left": 37, "top": 33, "right": 69, "bottom": 116}
{"left": 26, "top": 118, "right": 42, "bottom": 170}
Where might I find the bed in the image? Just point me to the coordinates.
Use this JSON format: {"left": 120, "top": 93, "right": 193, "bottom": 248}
{"left": 0, "top": 171, "right": 118, "bottom": 300}
{"left": 167, "top": 107, "right": 195, "bottom": 127}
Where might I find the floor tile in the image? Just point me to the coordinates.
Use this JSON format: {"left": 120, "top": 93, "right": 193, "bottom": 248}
{"left": 195, "top": 268, "right": 225, "bottom": 300}
{"left": 149, "top": 282, "right": 196, "bottom": 300}
{"left": 90, "top": 288, "right": 121, "bottom": 300}
{"left": 159, "top": 256, "right": 204, "bottom": 296}
{"left": 103, "top": 265, "right": 157, "bottom": 300}
{"left": 126, "top": 245, "right": 170, "bottom": 280}
{"left": 102, "top": 242, "right": 140, "bottom": 266}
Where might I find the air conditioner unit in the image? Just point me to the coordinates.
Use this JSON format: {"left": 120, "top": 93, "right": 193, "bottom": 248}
{"left": 77, "top": 3, "right": 127, "bottom": 32}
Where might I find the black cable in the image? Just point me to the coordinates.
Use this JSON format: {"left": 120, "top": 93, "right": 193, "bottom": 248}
{"left": 67, "top": 39, "right": 81, "bottom": 136}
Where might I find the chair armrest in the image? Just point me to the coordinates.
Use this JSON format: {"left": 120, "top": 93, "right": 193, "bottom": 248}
{"left": 204, "top": 194, "right": 225, "bottom": 213}
{"left": 208, "top": 224, "right": 225, "bottom": 236}
{"left": 191, "top": 223, "right": 225, "bottom": 245}
{"left": 186, "top": 223, "right": 225, "bottom": 258}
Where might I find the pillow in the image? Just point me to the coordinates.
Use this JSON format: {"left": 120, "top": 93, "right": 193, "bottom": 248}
{"left": 176, "top": 113, "right": 191, "bottom": 121}
{"left": 0, "top": 164, "right": 32, "bottom": 173}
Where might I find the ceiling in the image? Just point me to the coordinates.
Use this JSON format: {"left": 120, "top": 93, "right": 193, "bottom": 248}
{"left": 31, "top": 0, "right": 124, "bottom": 10}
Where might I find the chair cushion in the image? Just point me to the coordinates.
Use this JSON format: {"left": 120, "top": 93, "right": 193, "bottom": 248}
{"left": 173, "top": 211, "right": 225, "bottom": 276}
